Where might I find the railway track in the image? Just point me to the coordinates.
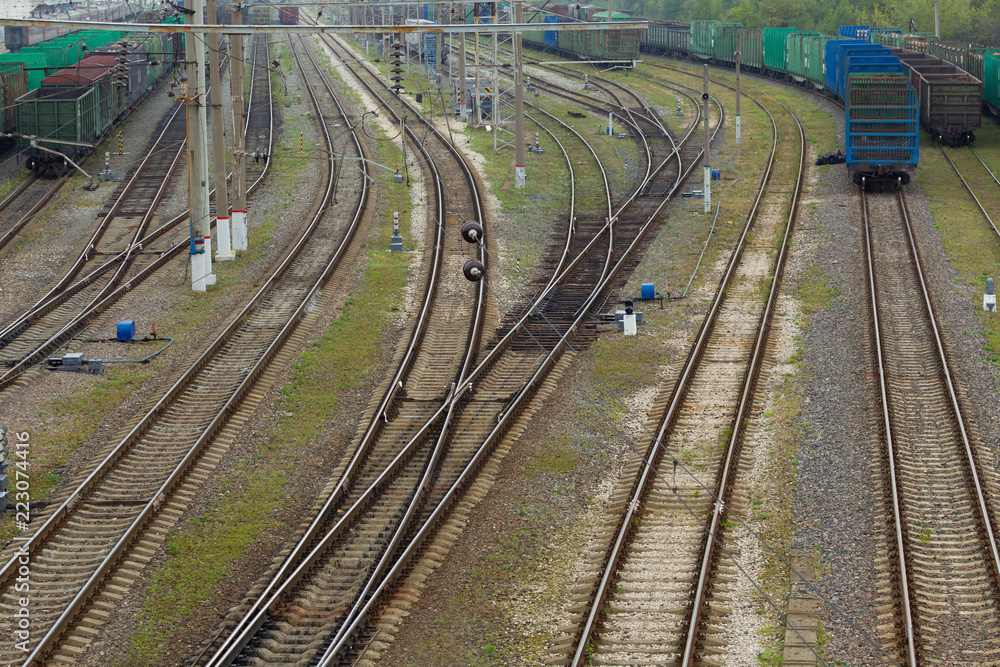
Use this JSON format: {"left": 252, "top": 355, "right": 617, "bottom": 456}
{"left": 198, "top": 30, "right": 741, "bottom": 667}
{"left": 199, "top": 28, "right": 490, "bottom": 666}
{"left": 544, "top": 82, "right": 807, "bottom": 665}
{"left": 0, "top": 175, "right": 67, "bottom": 263}
{"left": 0, "top": 34, "right": 359, "bottom": 665}
{"left": 0, "top": 37, "right": 273, "bottom": 392}
{"left": 937, "top": 145, "right": 1000, "bottom": 238}
{"left": 0, "top": 104, "right": 186, "bottom": 374}
{"left": 862, "top": 187, "right": 1000, "bottom": 665}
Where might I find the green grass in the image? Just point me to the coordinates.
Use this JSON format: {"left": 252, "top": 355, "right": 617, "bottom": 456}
{"left": 797, "top": 265, "right": 838, "bottom": 316}
{"left": 525, "top": 436, "right": 581, "bottom": 476}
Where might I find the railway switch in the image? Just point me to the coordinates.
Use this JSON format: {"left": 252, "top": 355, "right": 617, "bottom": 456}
{"left": 985, "top": 277, "right": 996, "bottom": 312}
{"left": 461, "top": 220, "right": 484, "bottom": 244}
{"left": 463, "top": 258, "right": 485, "bottom": 282}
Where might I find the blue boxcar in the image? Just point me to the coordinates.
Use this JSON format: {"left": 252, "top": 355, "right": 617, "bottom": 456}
{"left": 839, "top": 47, "right": 919, "bottom": 185}
{"left": 827, "top": 40, "right": 883, "bottom": 97}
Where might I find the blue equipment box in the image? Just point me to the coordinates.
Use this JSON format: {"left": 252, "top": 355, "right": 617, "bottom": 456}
{"left": 117, "top": 320, "right": 137, "bottom": 341}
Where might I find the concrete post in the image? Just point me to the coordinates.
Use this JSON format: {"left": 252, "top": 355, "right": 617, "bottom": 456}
{"left": 735, "top": 49, "right": 741, "bottom": 145}
{"left": 703, "top": 64, "right": 711, "bottom": 214}
{"left": 207, "top": 0, "right": 232, "bottom": 260}
{"left": 230, "top": 3, "right": 247, "bottom": 251}
{"left": 459, "top": 11, "right": 468, "bottom": 119}
{"left": 187, "top": 0, "right": 215, "bottom": 290}
{"left": 514, "top": 1, "right": 525, "bottom": 188}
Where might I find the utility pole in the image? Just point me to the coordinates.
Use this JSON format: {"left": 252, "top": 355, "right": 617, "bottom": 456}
{"left": 703, "top": 64, "right": 711, "bottom": 214}
{"left": 492, "top": 3, "right": 498, "bottom": 133}
{"left": 186, "top": 0, "right": 215, "bottom": 290}
{"left": 230, "top": 2, "right": 247, "bottom": 251}
{"left": 474, "top": 17, "right": 480, "bottom": 123}
{"left": 934, "top": 0, "right": 940, "bottom": 38}
{"left": 514, "top": 0, "right": 525, "bottom": 188}
{"left": 207, "top": 0, "right": 232, "bottom": 260}
{"left": 459, "top": 5, "right": 468, "bottom": 120}
{"left": 735, "top": 49, "right": 741, "bottom": 145}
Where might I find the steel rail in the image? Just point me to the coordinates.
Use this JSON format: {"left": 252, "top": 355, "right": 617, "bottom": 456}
{"left": 0, "top": 175, "right": 37, "bottom": 215}
{"left": 567, "top": 85, "right": 774, "bottom": 667}
{"left": 19, "top": 31, "right": 354, "bottom": 667}
{"left": 319, "top": 64, "right": 722, "bottom": 667}
{"left": 204, "top": 28, "right": 490, "bottom": 664}
{"left": 455, "top": 97, "right": 626, "bottom": 388}
{"left": 482, "top": 55, "right": 698, "bottom": 321}
{"left": 969, "top": 146, "right": 1000, "bottom": 189}
{"left": 680, "top": 97, "right": 804, "bottom": 665}
{"left": 453, "top": 45, "right": 618, "bottom": 286}
{"left": 860, "top": 186, "right": 918, "bottom": 667}
{"left": 869, "top": 187, "right": 1000, "bottom": 666}
{"left": 938, "top": 145, "right": 1000, "bottom": 239}
{"left": 0, "top": 175, "right": 67, "bottom": 256}
{"left": 458, "top": 80, "right": 708, "bottom": 419}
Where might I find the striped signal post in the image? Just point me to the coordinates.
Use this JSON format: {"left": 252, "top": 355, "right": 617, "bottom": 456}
{"left": 117, "top": 131, "right": 123, "bottom": 155}
{"left": 703, "top": 64, "right": 711, "bottom": 214}
{"left": 735, "top": 49, "right": 741, "bottom": 144}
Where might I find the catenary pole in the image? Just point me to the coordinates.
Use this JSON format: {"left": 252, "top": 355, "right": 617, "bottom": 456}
{"left": 207, "top": 0, "right": 233, "bottom": 260}
{"left": 514, "top": 0, "right": 525, "bottom": 188}
{"left": 187, "top": 0, "right": 215, "bottom": 290}
{"left": 230, "top": 2, "right": 248, "bottom": 251}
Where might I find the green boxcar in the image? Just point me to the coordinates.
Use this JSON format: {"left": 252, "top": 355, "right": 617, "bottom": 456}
{"left": 691, "top": 20, "right": 717, "bottom": 57}
{"left": 714, "top": 23, "right": 743, "bottom": 65}
{"left": 668, "top": 26, "right": 691, "bottom": 55}
{"left": 786, "top": 31, "right": 820, "bottom": 83}
{"left": 592, "top": 11, "right": 632, "bottom": 21}
{"left": 763, "top": 27, "right": 795, "bottom": 73}
{"left": 740, "top": 28, "right": 763, "bottom": 71}
{"left": 792, "top": 32, "right": 836, "bottom": 89}
{"left": 870, "top": 29, "right": 901, "bottom": 48}
{"left": 16, "top": 85, "right": 100, "bottom": 155}
{"left": 984, "top": 51, "right": 1000, "bottom": 115}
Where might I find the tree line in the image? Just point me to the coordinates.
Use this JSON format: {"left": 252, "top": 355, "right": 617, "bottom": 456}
{"left": 594, "top": 0, "right": 1000, "bottom": 46}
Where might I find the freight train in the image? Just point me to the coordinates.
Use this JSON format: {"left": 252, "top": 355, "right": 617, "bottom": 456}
{"left": 640, "top": 21, "right": 925, "bottom": 186}
{"left": 14, "top": 29, "right": 183, "bottom": 176}
{"left": 518, "top": 14, "right": 918, "bottom": 186}
{"left": 640, "top": 21, "right": 991, "bottom": 147}
{"left": 521, "top": 8, "right": 644, "bottom": 63}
